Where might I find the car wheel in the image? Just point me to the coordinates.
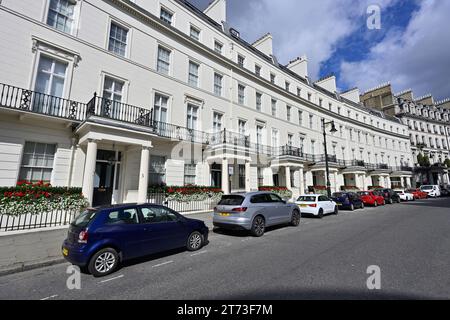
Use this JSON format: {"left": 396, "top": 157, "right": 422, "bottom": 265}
{"left": 396, "top": 198, "right": 401, "bottom": 203}
{"left": 290, "top": 210, "right": 301, "bottom": 227}
{"left": 374, "top": 201, "right": 378, "bottom": 207}
{"left": 318, "top": 209, "right": 324, "bottom": 219}
{"left": 388, "top": 198, "right": 393, "bottom": 204}
{"left": 360, "top": 202, "right": 365, "bottom": 209}
{"left": 187, "top": 231, "right": 204, "bottom": 251}
{"left": 251, "top": 216, "right": 265, "bottom": 237}
{"left": 334, "top": 206, "right": 339, "bottom": 215}
{"left": 349, "top": 204, "right": 354, "bottom": 211}
{"left": 88, "top": 248, "right": 119, "bottom": 278}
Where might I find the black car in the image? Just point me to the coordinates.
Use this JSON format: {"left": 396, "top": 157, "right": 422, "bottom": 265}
{"left": 374, "top": 188, "right": 400, "bottom": 204}
{"left": 440, "top": 188, "right": 450, "bottom": 197}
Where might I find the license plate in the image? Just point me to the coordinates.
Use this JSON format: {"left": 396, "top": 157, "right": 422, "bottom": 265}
{"left": 300, "top": 204, "right": 308, "bottom": 208}
{"left": 220, "top": 213, "right": 231, "bottom": 217}
{"left": 337, "top": 203, "right": 343, "bottom": 206}
{"left": 62, "top": 248, "right": 68, "bottom": 256}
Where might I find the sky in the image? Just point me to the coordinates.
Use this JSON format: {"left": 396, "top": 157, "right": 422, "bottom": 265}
{"left": 188, "top": 0, "right": 450, "bottom": 101}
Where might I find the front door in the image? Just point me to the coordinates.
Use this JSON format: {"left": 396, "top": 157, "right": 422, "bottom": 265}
{"left": 211, "top": 164, "right": 222, "bottom": 188}
{"left": 93, "top": 161, "right": 115, "bottom": 207}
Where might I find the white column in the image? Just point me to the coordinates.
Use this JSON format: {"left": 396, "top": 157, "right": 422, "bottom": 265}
{"left": 222, "top": 158, "right": 229, "bottom": 195}
{"left": 299, "top": 167, "right": 305, "bottom": 195}
{"left": 82, "top": 139, "right": 98, "bottom": 206}
{"left": 137, "top": 147, "right": 150, "bottom": 203}
{"left": 245, "top": 161, "right": 251, "bottom": 192}
{"left": 378, "top": 176, "right": 384, "bottom": 188}
{"left": 385, "top": 176, "right": 391, "bottom": 188}
{"left": 285, "top": 166, "right": 292, "bottom": 190}
{"left": 334, "top": 172, "right": 339, "bottom": 192}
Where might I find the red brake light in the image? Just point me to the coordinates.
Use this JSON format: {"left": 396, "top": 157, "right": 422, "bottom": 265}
{"left": 78, "top": 230, "right": 88, "bottom": 244}
{"left": 308, "top": 204, "right": 317, "bottom": 208}
{"left": 232, "top": 207, "right": 248, "bottom": 212}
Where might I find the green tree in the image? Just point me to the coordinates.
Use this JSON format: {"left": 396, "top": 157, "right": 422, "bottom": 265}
{"left": 444, "top": 159, "right": 450, "bottom": 168}
{"left": 417, "top": 153, "right": 430, "bottom": 167}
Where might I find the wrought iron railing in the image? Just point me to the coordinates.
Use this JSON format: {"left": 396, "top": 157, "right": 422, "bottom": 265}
{"left": 87, "top": 94, "right": 154, "bottom": 127}
{"left": 273, "top": 145, "right": 315, "bottom": 161}
{"left": 313, "top": 154, "right": 346, "bottom": 166}
{"left": 153, "top": 120, "right": 206, "bottom": 144}
{"left": 0, "top": 83, "right": 87, "bottom": 121}
{"left": 208, "top": 129, "right": 250, "bottom": 148}
{"left": 346, "top": 160, "right": 366, "bottom": 167}
{"left": 391, "top": 166, "right": 413, "bottom": 172}
{"left": 365, "top": 163, "right": 392, "bottom": 171}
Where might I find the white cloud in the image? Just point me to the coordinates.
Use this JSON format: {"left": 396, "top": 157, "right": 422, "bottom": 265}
{"left": 340, "top": 0, "right": 450, "bottom": 100}
{"left": 226, "top": 0, "right": 399, "bottom": 80}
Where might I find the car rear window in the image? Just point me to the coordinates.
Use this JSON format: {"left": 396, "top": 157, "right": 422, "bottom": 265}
{"left": 297, "top": 196, "right": 317, "bottom": 202}
{"left": 218, "top": 195, "right": 245, "bottom": 206}
{"left": 421, "top": 186, "right": 433, "bottom": 190}
{"left": 332, "top": 193, "right": 345, "bottom": 198}
{"left": 71, "top": 209, "right": 98, "bottom": 228}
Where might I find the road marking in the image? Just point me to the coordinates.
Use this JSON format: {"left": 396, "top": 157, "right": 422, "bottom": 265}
{"left": 152, "top": 261, "right": 174, "bottom": 268}
{"left": 99, "top": 274, "right": 124, "bottom": 283}
{"left": 40, "top": 294, "right": 58, "bottom": 300}
{"left": 190, "top": 250, "right": 208, "bottom": 257}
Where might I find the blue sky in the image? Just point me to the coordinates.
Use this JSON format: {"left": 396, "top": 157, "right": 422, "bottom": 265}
{"left": 188, "top": 0, "right": 450, "bottom": 101}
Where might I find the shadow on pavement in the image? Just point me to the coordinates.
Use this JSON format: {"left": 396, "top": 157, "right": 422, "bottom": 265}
{"left": 117, "top": 240, "right": 211, "bottom": 270}
{"left": 211, "top": 287, "right": 437, "bottom": 300}
{"left": 212, "top": 224, "right": 293, "bottom": 238}
{"left": 401, "top": 198, "right": 450, "bottom": 209}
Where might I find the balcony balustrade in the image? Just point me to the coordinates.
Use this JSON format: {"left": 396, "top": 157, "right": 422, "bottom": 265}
{"left": 0, "top": 82, "right": 87, "bottom": 121}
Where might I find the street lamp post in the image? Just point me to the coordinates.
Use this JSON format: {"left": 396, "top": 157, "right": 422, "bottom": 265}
{"left": 322, "top": 119, "right": 338, "bottom": 198}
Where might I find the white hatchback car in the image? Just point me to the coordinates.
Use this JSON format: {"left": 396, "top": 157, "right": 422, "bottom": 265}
{"left": 420, "top": 185, "right": 441, "bottom": 198}
{"left": 295, "top": 194, "right": 338, "bottom": 218}
{"left": 394, "top": 190, "right": 414, "bottom": 201}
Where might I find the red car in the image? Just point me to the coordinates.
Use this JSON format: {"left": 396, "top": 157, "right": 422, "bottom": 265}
{"left": 357, "top": 191, "right": 385, "bottom": 207}
{"left": 407, "top": 189, "right": 428, "bottom": 200}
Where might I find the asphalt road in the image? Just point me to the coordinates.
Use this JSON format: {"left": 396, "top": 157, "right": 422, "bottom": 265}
{"left": 1, "top": 197, "right": 450, "bottom": 300}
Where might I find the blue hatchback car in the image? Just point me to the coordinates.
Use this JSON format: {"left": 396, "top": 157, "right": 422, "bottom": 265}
{"left": 331, "top": 192, "right": 365, "bottom": 211}
{"left": 62, "top": 203, "right": 209, "bottom": 277}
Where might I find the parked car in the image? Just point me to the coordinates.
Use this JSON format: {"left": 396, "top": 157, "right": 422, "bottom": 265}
{"left": 420, "top": 185, "right": 441, "bottom": 198}
{"left": 406, "top": 188, "right": 428, "bottom": 200}
{"left": 394, "top": 189, "right": 415, "bottom": 201}
{"left": 374, "top": 188, "right": 401, "bottom": 204}
{"left": 331, "top": 192, "right": 364, "bottom": 211}
{"left": 62, "top": 203, "right": 209, "bottom": 277}
{"left": 440, "top": 187, "right": 450, "bottom": 197}
{"left": 357, "top": 191, "right": 385, "bottom": 207}
{"left": 295, "top": 194, "right": 338, "bottom": 218}
{"left": 213, "top": 192, "right": 301, "bottom": 237}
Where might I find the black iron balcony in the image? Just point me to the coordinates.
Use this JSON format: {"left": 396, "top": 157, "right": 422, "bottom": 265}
{"left": 313, "top": 154, "right": 346, "bottom": 166}
{"left": 0, "top": 82, "right": 87, "bottom": 121}
{"left": 208, "top": 128, "right": 250, "bottom": 148}
{"left": 365, "top": 163, "right": 392, "bottom": 171}
{"left": 273, "top": 145, "right": 315, "bottom": 161}
{"left": 392, "top": 166, "right": 413, "bottom": 172}
{"left": 87, "top": 94, "right": 154, "bottom": 127}
{"left": 346, "top": 160, "right": 366, "bottom": 167}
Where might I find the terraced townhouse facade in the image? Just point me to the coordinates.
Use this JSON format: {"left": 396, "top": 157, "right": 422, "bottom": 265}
{"left": 0, "top": 0, "right": 415, "bottom": 206}
{"left": 361, "top": 84, "right": 450, "bottom": 187}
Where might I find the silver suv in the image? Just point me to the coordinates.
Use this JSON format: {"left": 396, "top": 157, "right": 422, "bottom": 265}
{"left": 213, "top": 192, "right": 301, "bottom": 237}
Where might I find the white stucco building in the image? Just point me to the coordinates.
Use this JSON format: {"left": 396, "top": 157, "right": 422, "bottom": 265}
{"left": 0, "top": 0, "right": 415, "bottom": 206}
{"left": 361, "top": 83, "right": 450, "bottom": 187}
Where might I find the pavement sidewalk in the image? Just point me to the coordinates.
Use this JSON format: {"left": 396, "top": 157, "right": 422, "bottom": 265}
{"left": 185, "top": 211, "right": 214, "bottom": 229}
